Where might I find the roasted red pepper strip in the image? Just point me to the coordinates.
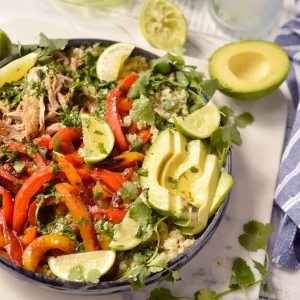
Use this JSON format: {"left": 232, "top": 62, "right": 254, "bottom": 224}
{"left": 138, "top": 128, "right": 152, "bottom": 144}
{"left": 106, "top": 74, "right": 139, "bottom": 151}
{"left": 27, "top": 200, "right": 38, "bottom": 227}
{"left": 0, "top": 211, "right": 23, "bottom": 267}
{"left": 23, "top": 234, "right": 76, "bottom": 271}
{"left": 76, "top": 168, "right": 92, "bottom": 180}
{"left": 49, "top": 128, "right": 82, "bottom": 154}
{"left": 55, "top": 183, "right": 98, "bottom": 251}
{"left": 91, "top": 169, "right": 127, "bottom": 193}
{"left": 117, "top": 98, "right": 133, "bottom": 113}
{"left": 56, "top": 156, "right": 82, "bottom": 190}
{"left": 91, "top": 208, "right": 127, "bottom": 224}
{"left": 8, "top": 142, "right": 46, "bottom": 169}
{"left": 33, "top": 135, "right": 51, "bottom": 148}
{"left": 0, "top": 186, "right": 14, "bottom": 228}
{"left": 0, "top": 166, "right": 22, "bottom": 185}
{"left": 13, "top": 166, "right": 54, "bottom": 233}
{"left": 65, "top": 152, "right": 84, "bottom": 166}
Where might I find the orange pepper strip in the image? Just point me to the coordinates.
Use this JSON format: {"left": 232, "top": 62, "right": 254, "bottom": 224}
{"left": 0, "top": 227, "right": 5, "bottom": 248}
{"left": 23, "top": 234, "right": 76, "bottom": 272}
{"left": 91, "top": 169, "right": 127, "bottom": 193}
{"left": 33, "top": 135, "right": 51, "bottom": 148}
{"left": 13, "top": 166, "right": 54, "bottom": 233}
{"left": 0, "top": 211, "right": 23, "bottom": 266}
{"left": 56, "top": 156, "right": 82, "bottom": 190}
{"left": 20, "top": 226, "right": 37, "bottom": 246}
{"left": 138, "top": 128, "right": 152, "bottom": 144}
{"left": 65, "top": 152, "right": 84, "bottom": 166}
{"left": 55, "top": 183, "right": 99, "bottom": 251}
{"left": 76, "top": 168, "right": 92, "bottom": 180}
{"left": 0, "top": 186, "right": 14, "bottom": 228}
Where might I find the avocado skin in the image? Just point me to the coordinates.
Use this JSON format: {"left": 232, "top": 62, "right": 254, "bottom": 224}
{"left": 208, "top": 40, "right": 290, "bottom": 100}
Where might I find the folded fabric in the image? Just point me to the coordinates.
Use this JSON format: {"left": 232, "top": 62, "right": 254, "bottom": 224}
{"left": 272, "top": 9, "right": 300, "bottom": 268}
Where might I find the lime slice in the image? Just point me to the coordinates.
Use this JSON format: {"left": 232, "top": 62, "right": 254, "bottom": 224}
{"left": 96, "top": 42, "right": 135, "bottom": 81}
{"left": 174, "top": 100, "right": 220, "bottom": 139}
{"left": 0, "top": 30, "right": 12, "bottom": 60}
{"left": 109, "top": 213, "right": 142, "bottom": 251}
{"left": 48, "top": 250, "right": 116, "bottom": 282}
{"left": 0, "top": 52, "right": 39, "bottom": 88}
{"left": 81, "top": 113, "right": 115, "bottom": 164}
{"left": 139, "top": 0, "right": 187, "bottom": 51}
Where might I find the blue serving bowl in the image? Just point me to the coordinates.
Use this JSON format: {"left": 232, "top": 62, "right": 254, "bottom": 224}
{"left": 0, "top": 39, "right": 232, "bottom": 295}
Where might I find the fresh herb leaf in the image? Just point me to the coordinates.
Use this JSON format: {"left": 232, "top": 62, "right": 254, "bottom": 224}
{"left": 129, "top": 195, "right": 152, "bottom": 224}
{"left": 93, "top": 188, "right": 103, "bottom": 201}
{"left": 137, "top": 167, "right": 149, "bottom": 177}
{"left": 239, "top": 221, "right": 273, "bottom": 251}
{"left": 150, "top": 53, "right": 185, "bottom": 74}
{"left": 147, "top": 288, "right": 180, "bottom": 300}
{"left": 39, "top": 33, "right": 68, "bottom": 51}
{"left": 68, "top": 264, "right": 84, "bottom": 281}
{"left": 98, "top": 143, "right": 107, "bottom": 154}
{"left": 53, "top": 136, "right": 61, "bottom": 152}
{"left": 211, "top": 124, "right": 242, "bottom": 150}
{"left": 131, "top": 95, "right": 156, "bottom": 127}
{"left": 252, "top": 259, "right": 267, "bottom": 277}
{"left": 147, "top": 252, "right": 169, "bottom": 272}
{"left": 129, "top": 264, "right": 151, "bottom": 291}
{"left": 128, "top": 75, "right": 148, "bottom": 99}
{"left": 131, "top": 138, "right": 144, "bottom": 152}
{"left": 61, "top": 106, "right": 81, "bottom": 128}
{"left": 13, "top": 161, "right": 25, "bottom": 173}
{"left": 77, "top": 216, "right": 88, "bottom": 225}
{"left": 159, "top": 269, "right": 181, "bottom": 284}
{"left": 94, "top": 130, "right": 103, "bottom": 135}
{"left": 120, "top": 181, "right": 139, "bottom": 201}
{"left": 195, "top": 288, "right": 219, "bottom": 300}
{"left": 229, "top": 257, "right": 255, "bottom": 290}
{"left": 86, "top": 269, "right": 100, "bottom": 284}
{"left": 235, "top": 112, "right": 254, "bottom": 128}
{"left": 168, "top": 177, "right": 178, "bottom": 189}
{"left": 190, "top": 166, "right": 199, "bottom": 173}
{"left": 200, "top": 79, "right": 218, "bottom": 97}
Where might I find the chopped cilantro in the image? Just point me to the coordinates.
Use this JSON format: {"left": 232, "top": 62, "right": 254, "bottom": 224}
{"left": 93, "top": 187, "right": 103, "bottom": 201}
{"left": 131, "top": 95, "right": 156, "bottom": 127}
{"left": 168, "top": 177, "right": 178, "bottom": 189}
{"left": 61, "top": 107, "right": 81, "bottom": 128}
{"left": 13, "top": 161, "right": 25, "bottom": 173}
{"left": 195, "top": 289, "right": 218, "bottom": 300}
{"left": 235, "top": 112, "right": 254, "bottom": 128}
{"left": 190, "top": 166, "right": 199, "bottom": 173}
{"left": 147, "top": 288, "right": 180, "bottom": 300}
{"left": 98, "top": 143, "right": 107, "bottom": 154}
{"left": 120, "top": 181, "right": 139, "bottom": 201}
{"left": 51, "top": 164, "right": 60, "bottom": 175}
{"left": 131, "top": 138, "right": 144, "bottom": 152}
{"left": 77, "top": 217, "right": 88, "bottom": 225}
{"left": 94, "top": 129, "right": 103, "bottom": 135}
{"left": 52, "top": 136, "right": 61, "bottom": 152}
{"left": 137, "top": 167, "right": 149, "bottom": 177}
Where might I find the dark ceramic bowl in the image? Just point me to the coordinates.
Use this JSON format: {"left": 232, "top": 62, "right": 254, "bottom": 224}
{"left": 0, "top": 39, "right": 232, "bottom": 295}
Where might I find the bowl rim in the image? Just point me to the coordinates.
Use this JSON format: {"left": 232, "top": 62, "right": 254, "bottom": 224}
{"left": 0, "top": 38, "right": 232, "bottom": 295}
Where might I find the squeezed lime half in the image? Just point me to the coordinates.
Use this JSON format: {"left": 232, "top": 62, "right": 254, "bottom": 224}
{"left": 174, "top": 100, "right": 221, "bottom": 139}
{"left": 96, "top": 42, "right": 135, "bottom": 81}
{"left": 139, "top": 0, "right": 187, "bottom": 50}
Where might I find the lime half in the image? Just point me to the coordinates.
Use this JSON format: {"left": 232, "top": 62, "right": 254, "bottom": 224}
{"left": 0, "top": 52, "right": 38, "bottom": 88}
{"left": 48, "top": 250, "right": 116, "bottom": 282}
{"left": 0, "top": 30, "right": 12, "bottom": 60}
{"left": 96, "top": 42, "right": 135, "bottom": 81}
{"left": 81, "top": 113, "right": 115, "bottom": 164}
{"left": 174, "top": 100, "right": 221, "bottom": 139}
{"left": 139, "top": 0, "right": 187, "bottom": 51}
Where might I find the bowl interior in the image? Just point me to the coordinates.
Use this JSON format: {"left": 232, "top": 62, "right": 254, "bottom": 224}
{"left": 0, "top": 39, "right": 232, "bottom": 295}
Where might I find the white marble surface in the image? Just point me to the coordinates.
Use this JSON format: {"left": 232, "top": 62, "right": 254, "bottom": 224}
{"left": 0, "top": 1, "right": 297, "bottom": 299}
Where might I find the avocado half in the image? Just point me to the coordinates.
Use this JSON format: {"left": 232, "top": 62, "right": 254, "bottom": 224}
{"left": 208, "top": 40, "right": 290, "bottom": 100}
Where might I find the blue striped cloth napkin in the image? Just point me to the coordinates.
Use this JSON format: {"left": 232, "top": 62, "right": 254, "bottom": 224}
{"left": 272, "top": 4, "right": 300, "bottom": 268}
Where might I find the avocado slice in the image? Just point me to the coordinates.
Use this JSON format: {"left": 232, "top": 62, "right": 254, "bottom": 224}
{"left": 179, "top": 155, "right": 220, "bottom": 235}
{"left": 141, "top": 130, "right": 188, "bottom": 220}
{"left": 209, "top": 40, "right": 290, "bottom": 100}
{"left": 160, "top": 131, "right": 187, "bottom": 189}
{"left": 208, "top": 171, "right": 234, "bottom": 218}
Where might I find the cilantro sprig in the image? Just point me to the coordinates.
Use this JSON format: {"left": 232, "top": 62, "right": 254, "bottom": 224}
{"left": 147, "top": 221, "right": 273, "bottom": 300}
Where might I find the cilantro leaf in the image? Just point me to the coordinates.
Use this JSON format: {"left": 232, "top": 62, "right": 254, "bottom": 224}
{"left": 159, "top": 269, "right": 181, "bottom": 284}
{"left": 252, "top": 259, "right": 267, "bottom": 277}
{"left": 211, "top": 124, "right": 241, "bottom": 150}
{"left": 61, "top": 106, "right": 81, "bottom": 128}
{"left": 137, "top": 167, "right": 149, "bottom": 177}
{"left": 219, "top": 106, "right": 234, "bottom": 118}
{"left": 195, "top": 288, "right": 219, "bottom": 300}
{"left": 229, "top": 258, "right": 255, "bottom": 290}
{"left": 235, "top": 112, "right": 254, "bottom": 128}
{"left": 239, "top": 221, "right": 273, "bottom": 251}
{"left": 129, "top": 195, "right": 152, "bottom": 224}
{"left": 86, "top": 269, "right": 100, "bottom": 284}
{"left": 128, "top": 75, "right": 148, "bottom": 99}
{"left": 150, "top": 53, "right": 185, "bottom": 74}
{"left": 13, "top": 161, "right": 25, "bottom": 173}
{"left": 131, "top": 95, "right": 156, "bottom": 127}
{"left": 39, "top": 33, "right": 68, "bottom": 52}
{"left": 147, "top": 252, "right": 169, "bottom": 272}
{"left": 68, "top": 264, "right": 84, "bottom": 281}
{"left": 200, "top": 79, "right": 218, "bottom": 97}
{"left": 120, "top": 181, "right": 139, "bottom": 201}
{"left": 147, "top": 288, "right": 180, "bottom": 300}
{"left": 129, "top": 264, "right": 151, "bottom": 291}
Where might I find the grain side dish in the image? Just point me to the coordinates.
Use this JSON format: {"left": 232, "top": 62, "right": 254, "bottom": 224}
{"left": 0, "top": 39, "right": 233, "bottom": 285}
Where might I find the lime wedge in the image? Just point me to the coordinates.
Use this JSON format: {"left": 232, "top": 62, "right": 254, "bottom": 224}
{"left": 139, "top": 0, "right": 187, "bottom": 51}
{"left": 0, "top": 52, "right": 39, "bottom": 88}
{"left": 174, "top": 100, "right": 220, "bottom": 139}
{"left": 0, "top": 30, "right": 12, "bottom": 60}
{"left": 48, "top": 250, "right": 116, "bottom": 282}
{"left": 96, "top": 42, "right": 135, "bottom": 81}
{"left": 81, "top": 113, "right": 115, "bottom": 164}
{"left": 109, "top": 213, "right": 142, "bottom": 251}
